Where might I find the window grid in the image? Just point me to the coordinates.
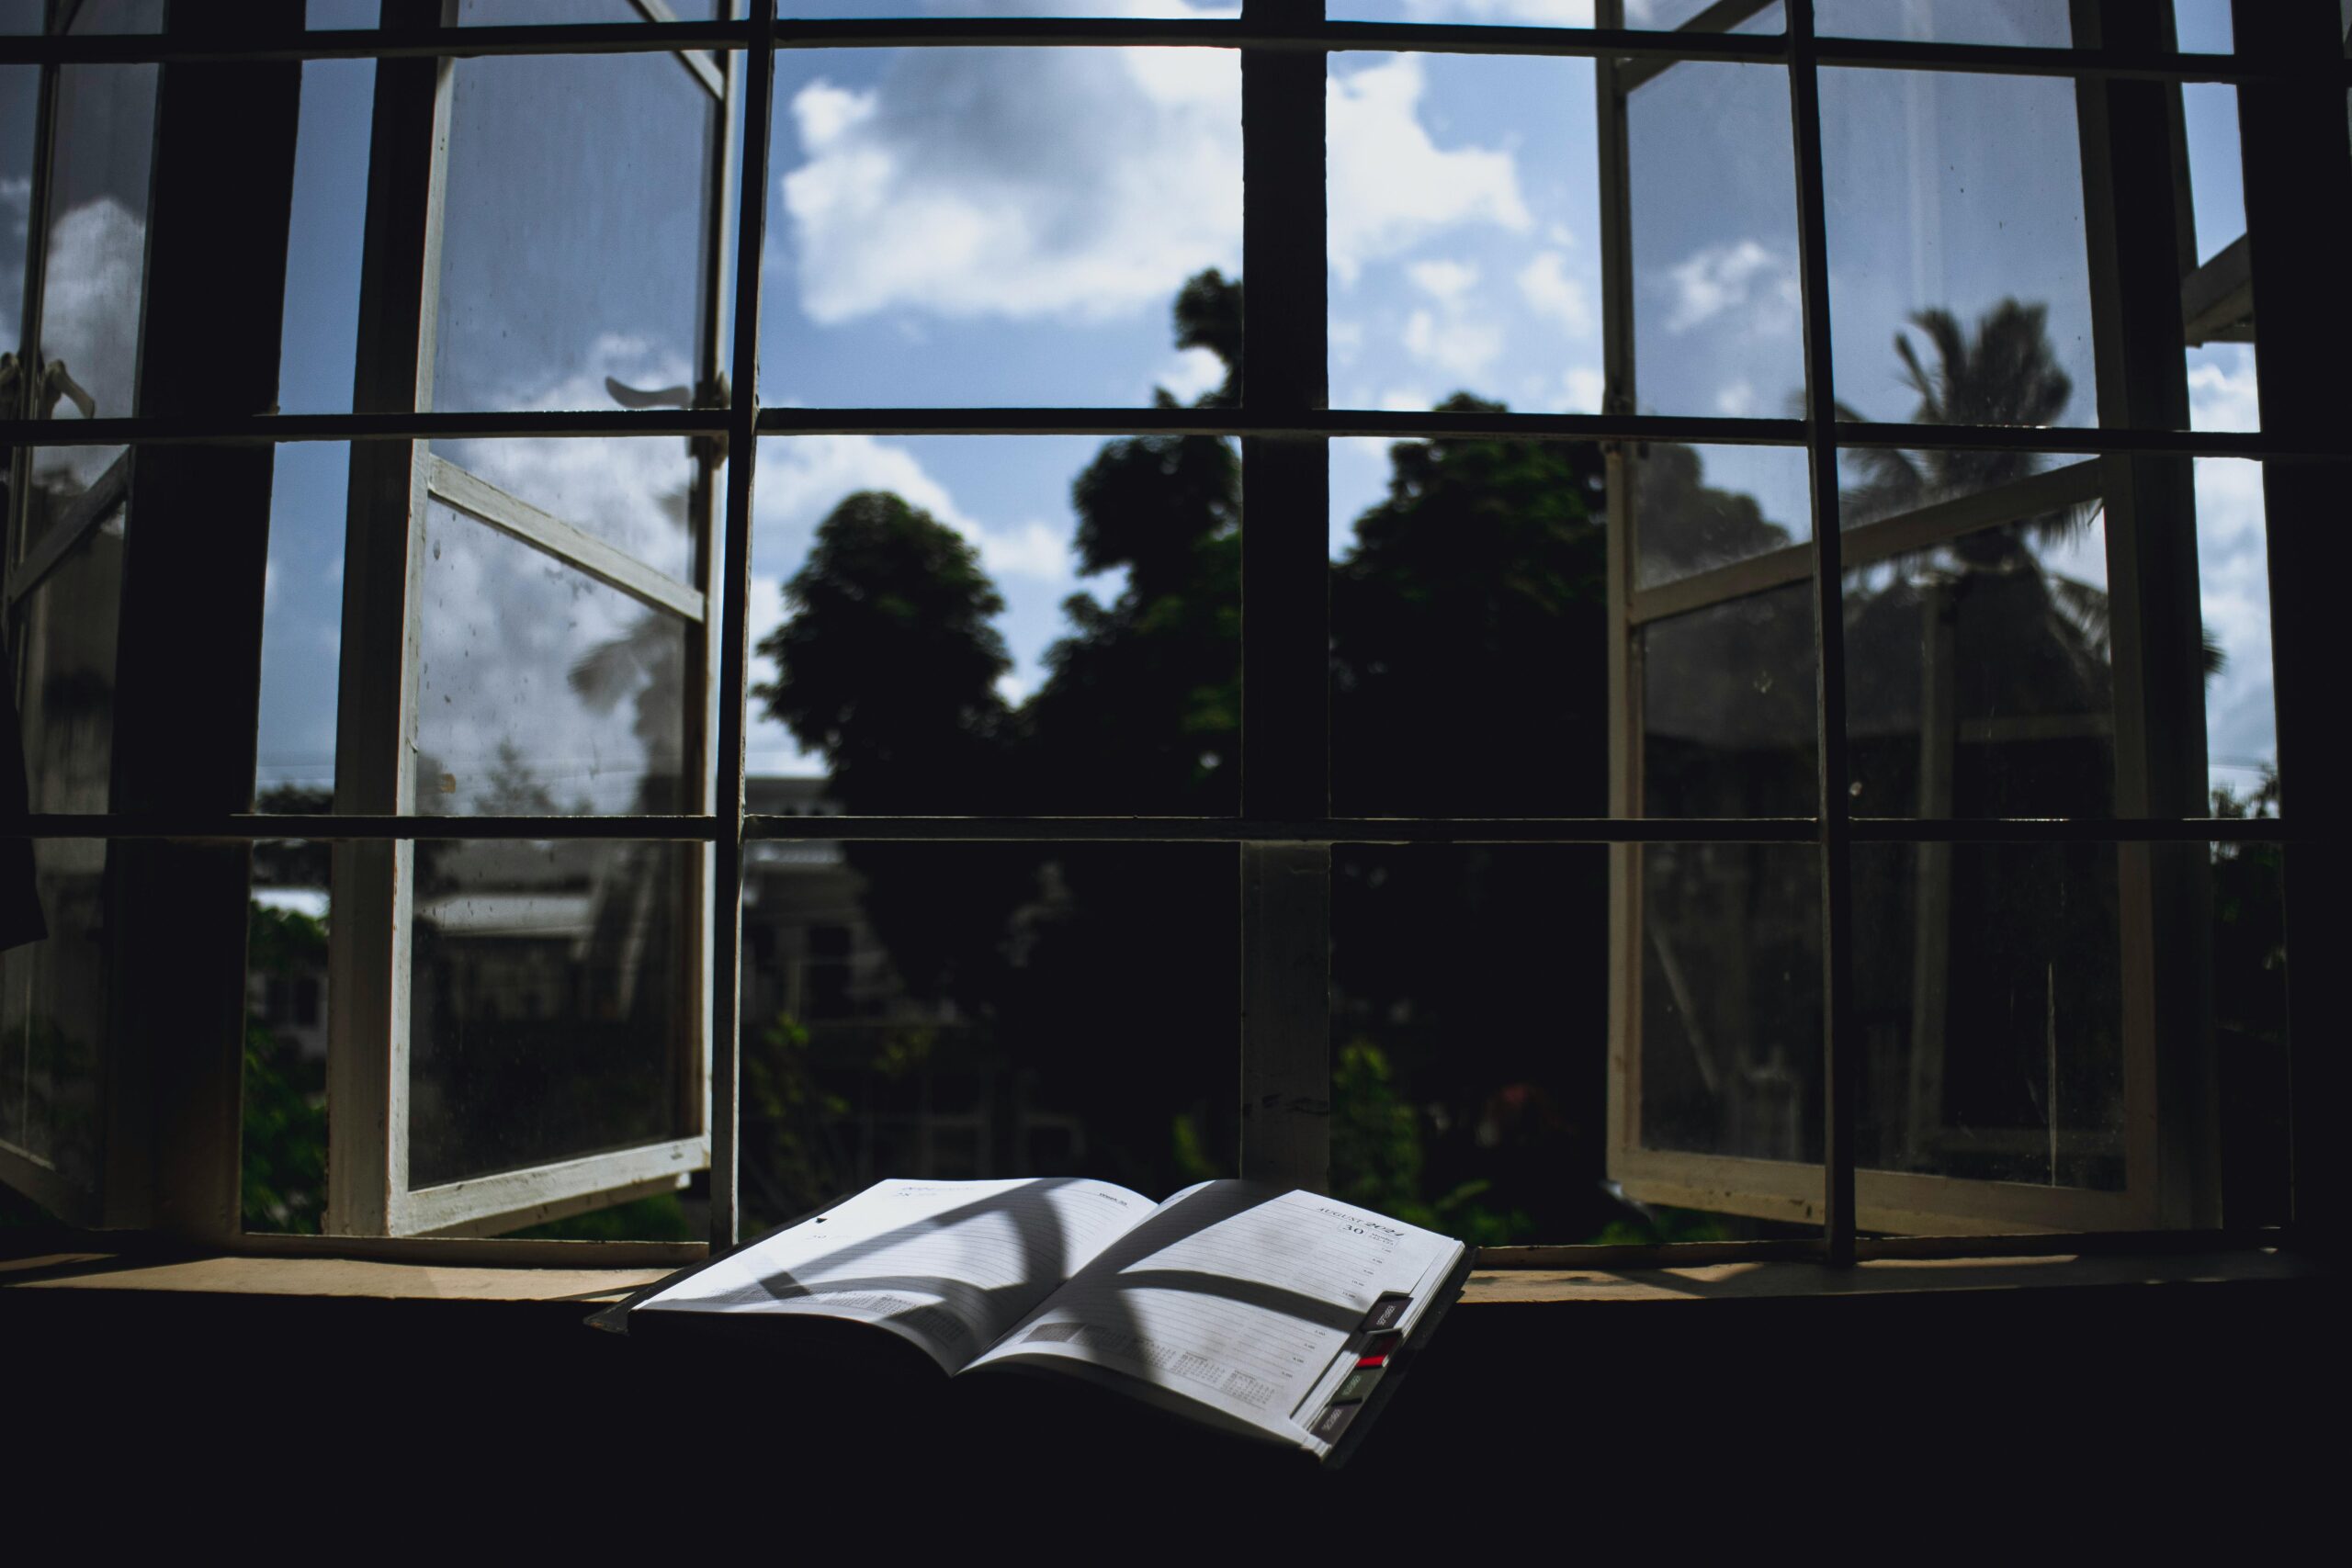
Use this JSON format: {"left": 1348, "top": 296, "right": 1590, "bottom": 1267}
{"left": 0, "top": 0, "right": 2333, "bottom": 1263}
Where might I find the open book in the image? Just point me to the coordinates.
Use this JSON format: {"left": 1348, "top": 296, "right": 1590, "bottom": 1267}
{"left": 616, "top": 1178, "right": 1471, "bottom": 1462}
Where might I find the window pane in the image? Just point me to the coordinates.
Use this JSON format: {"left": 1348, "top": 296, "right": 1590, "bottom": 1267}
{"left": 0, "top": 66, "right": 34, "bottom": 365}
{"left": 1624, "top": 60, "right": 1803, "bottom": 420}
{"left": 274, "top": 53, "right": 377, "bottom": 414}
{"left": 13, "top": 464, "right": 125, "bottom": 817}
{"left": 1639, "top": 840, "right": 1823, "bottom": 1167}
{"left": 2196, "top": 457, "right": 2274, "bottom": 805}
{"left": 246, "top": 842, "right": 332, "bottom": 1235}
{"left": 461, "top": 0, "right": 723, "bottom": 20}
{"left": 430, "top": 434, "right": 706, "bottom": 583}
{"left": 0, "top": 840, "right": 108, "bottom": 1207}
{"left": 25, "top": 58, "right": 156, "bottom": 546}
{"left": 1327, "top": 52, "right": 1603, "bottom": 416}
{"left": 737, "top": 842, "right": 1237, "bottom": 1233}
{"left": 1633, "top": 440, "right": 1810, "bottom": 590}
{"left": 761, "top": 48, "right": 1239, "bottom": 406}
{"left": 256, "top": 444, "right": 350, "bottom": 809}
{"left": 1640, "top": 580, "right": 1817, "bottom": 818}
{"left": 1330, "top": 434, "right": 1809, "bottom": 817}
{"left": 2181, "top": 83, "right": 2257, "bottom": 434}
{"left": 411, "top": 837, "right": 695, "bottom": 1188}
{"left": 1333, "top": 843, "right": 1798, "bottom": 1247}
{"left": 750, "top": 432, "right": 1238, "bottom": 814}
{"left": 1854, "top": 840, "right": 2123, "bottom": 1191}
{"left": 1815, "top": 0, "right": 2067, "bottom": 47}
{"left": 433, "top": 48, "right": 723, "bottom": 414}
{"left": 1820, "top": 69, "right": 2098, "bottom": 430}
{"left": 1845, "top": 509, "right": 2115, "bottom": 819}
{"left": 416, "top": 498, "right": 695, "bottom": 817}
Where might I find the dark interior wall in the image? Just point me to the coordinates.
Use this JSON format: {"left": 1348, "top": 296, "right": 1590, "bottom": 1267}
{"left": 6, "top": 1274, "right": 2337, "bottom": 1532}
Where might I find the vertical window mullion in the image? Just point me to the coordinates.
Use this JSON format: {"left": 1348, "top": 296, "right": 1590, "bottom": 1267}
{"left": 1238, "top": 0, "right": 1330, "bottom": 1192}
{"left": 1784, "top": 0, "right": 1859, "bottom": 1264}
{"left": 707, "top": 3, "right": 774, "bottom": 1252}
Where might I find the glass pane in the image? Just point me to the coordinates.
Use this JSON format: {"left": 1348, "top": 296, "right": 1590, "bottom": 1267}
{"left": 1333, "top": 842, "right": 1801, "bottom": 1247}
{"left": 0, "top": 66, "right": 34, "bottom": 364}
{"left": 1820, "top": 69, "right": 2098, "bottom": 430}
{"left": 275, "top": 53, "right": 378, "bottom": 414}
{"left": 778, "top": 1, "right": 1220, "bottom": 17}
{"left": 1639, "top": 840, "right": 1823, "bottom": 1166}
{"left": 1844, "top": 513, "right": 2115, "bottom": 821}
{"left": 433, "top": 48, "right": 721, "bottom": 414}
{"left": 751, "top": 430, "right": 1238, "bottom": 814}
{"left": 411, "top": 837, "right": 694, "bottom": 1187}
{"left": 431, "top": 434, "right": 704, "bottom": 583}
{"left": 1624, "top": 61, "right": 1803, "bottom": 420}
{"left": 2197, "top": 457, "right": 2274, "bottom": 805}
{"left": 246, "top": 841, "right": 332, "bottom": 1234}
{"left": 1330, "top": 434, "right": 1609, "bottom": 817}
{"left": 0, "top": 840, "right": 108, "bottom": 1204}
{"left": 1327, "top": 53, "right": 1602, "bottom": 415}
{"left": 761, "top": 48, "right": 1240, "bottom": 406}
{"left": 462, "top": 0, "right": 723, "bottom": 20}
{"left": 1640, "top": 580, "right": 1817, "bottom": 818}
{"left": 2172, "top": 0, "right": 2232, "bottom": 53}
{"left": 416, "top": 498, "right": 695, "bottom": 817}
{"left": 1632, "top": 440, "right": 1810, "bottom": 589}
{"left": 1852, "top": 841, "right": 2123, "bottom": 1190}
{"left": 1815, "top": 0, "right": 2068, "bottom": 47}
{"left": 14, "top": 473, "right": 125, "bottom": 817}
{"left": 257, "top": 444, "right": 349, "bottom": 809}
{"left": 737, "top": 843, "right": 1238, "bottom": 1233}
{"left": 25, "top": 58, "right": 157, "bottom": 546}
{"left": 0, "top": 3, "right": 41, "bottom": 34}
{"left": 2212, "top": 828, "right": 2289, "bottom": 1228}
{"left": 2181, "top": 84, "right": 2257, "bottom": 433}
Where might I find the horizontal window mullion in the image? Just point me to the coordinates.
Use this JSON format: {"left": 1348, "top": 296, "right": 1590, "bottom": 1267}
{"left": 10, "top": 815, "right": 2295, "bottom": 845}
{"left": 4, "top": 19, "right": 2332, "bottom": 87}
{"left": 7, "top": 412, "right": 2318, "bottom": 458}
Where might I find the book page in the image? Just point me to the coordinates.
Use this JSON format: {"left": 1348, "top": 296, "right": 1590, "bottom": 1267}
{"left": 967, "top": 1183, "right": 1461, "bottom": 1451}
{"left": 636, "top": 1177, "right": 1155, "bottom": 1373}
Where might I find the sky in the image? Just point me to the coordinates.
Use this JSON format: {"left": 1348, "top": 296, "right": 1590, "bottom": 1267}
{"left": 4, "top": 0, "right": 2278, "bottom": 805}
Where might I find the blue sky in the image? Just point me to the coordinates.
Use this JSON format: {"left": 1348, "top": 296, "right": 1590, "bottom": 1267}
{"left": 27, "top": 0, "right": 2253, "bottom": 803}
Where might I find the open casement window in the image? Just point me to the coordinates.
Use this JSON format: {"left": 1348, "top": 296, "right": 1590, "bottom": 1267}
{"left": 0, "top": 0, "right": 159, "bottom": 1227}
{"left": 1599, "top": 0, "right": 2223, "bottom": 1235}
{"left": 326, "top": 10, "right": 734, "bottom": 1236}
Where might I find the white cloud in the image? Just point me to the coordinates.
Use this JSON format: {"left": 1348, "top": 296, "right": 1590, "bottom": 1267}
{"left": 1661, "top": 238, "right": 1797, "bottom": 333}
{"left": 2192, "top": 456, "right": 2274, "bottom": 776}
{"left": 1714, "top": 379, "right": 1758, "bottom": 417}
{"left": 1378, "top": 387, "right": 1437, "bottom": 412}
{"left": 781, "top": 47, "right": 1242, "bottom": 323}
{"left": 1407, "top": 258, "right": 1481, "bottom": 306}
{"left": 1516, "top": 250, "right": 1594, "bottom": 336}
{"left": 264, "top": 558, "right": 279, "bottom": 612}
{"left": 1563, "top": 366, "right": 1606, "bottom": 412}
{"left": 1328, "top": 57, "right": 1531, "bottom": 285}
{"left": 1403, "top": 307, "right": 1504, "bottom": 382}
{"left": 25, "top": 197, "right": 148, "bottom": 499}
{"left": 2188, "top": 345, "right": 2260, "bottom": 434}
{"left": 1399, "top": 0, "right": 1597, "bottom": 22}
{"left": 1158, "top": 345, "right": 1227, "bottom": 403}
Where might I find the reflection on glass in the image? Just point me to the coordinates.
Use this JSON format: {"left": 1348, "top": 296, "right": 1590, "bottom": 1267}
{"left": 1632, "top": 441, "right": 1808, "bottom": 589}
{"left": 1641, "top": 581, "right": 1816, "bottom": 818}
{"left": 762, "top": 48, "right": 1240, "bottom": 407}
{"left": 256, "top": 447, "right": 349, "bottom": 809}
{"left": 1820, "top": 68, "right": 2097, "bottom": 429}
{"left": 1815, "top": 0, "right": 2067, "bottom": 47}
{"left": 778, "top": 1, "right": 1226, "bottom": 17}
{"left": 410, "top": 838, "right": 693, "bottom": 1188}
{"left": 1639, "top": 840, "right": 1822, "bottom": 1165}
{"left": 1853, "top": 841, "right": 2123, "bottom": 1190}
{"left": 1626, "top": 61, "right": 1802, "bottom": 420}
{"left": 416, "top": 500, "right": 694, "bottom": 817}
{"left": 1845, "top": 513, "right": 2115, "bottom": 819}
{"left": 1330, "top": 432, "right": 1609, "bottom": 818}
{"left": 2211, "top": 823, "right": 2288, "bottom": 1227}
{"left": 433, "top": 435, "right": 702, "bottom": 583}
{"left": 752, "top": 420, "right": 1233, "bottom": 815}
{"left": 433, "top": 44, "right": 719, "bottom": 413}
{"left": 0, "top": 66, "right": 34, "bottom": 364}
{"left": 737, "top": 840, "right": 1237, "bottom": 1234}
{"left": 25, "top": 55, "right": 157, "bottom": 546}
{"left": 0, "top": 493, "right": 125, "bottom": 1196}
{"left": 462, "top": 0, "right": 720, "bottom": 20}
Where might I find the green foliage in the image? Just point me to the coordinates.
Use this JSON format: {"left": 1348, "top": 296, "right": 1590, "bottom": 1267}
{"left": 742, "top": 1011, "right": 852, "bottom": 1223}
{"left": 242, "top": 900, "right": 329, "bottom": 1234}
{"left": 507, "top": 1192, "right": 696, "bottom": 1242}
